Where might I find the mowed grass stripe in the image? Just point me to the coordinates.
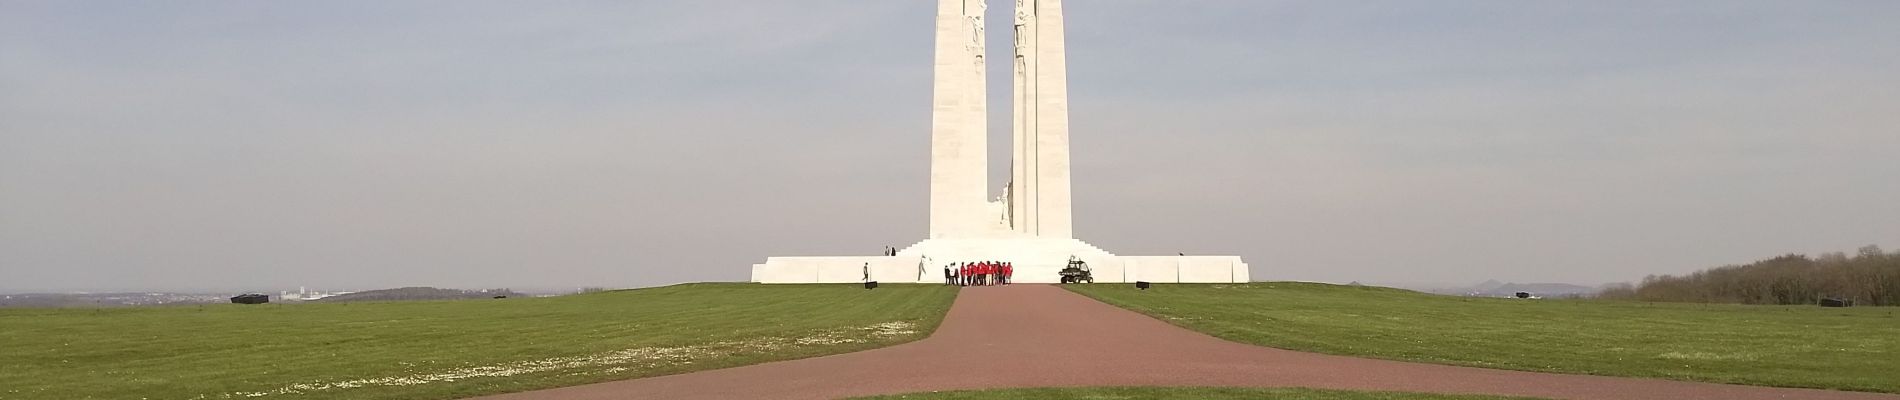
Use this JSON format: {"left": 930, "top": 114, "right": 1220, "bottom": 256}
{"left": 0, "top": 283, "right": 957, "bottom": 400}
{"left": 854, "top": 387, "right": 1544, "bottom": 400}
{"left": 1067, "top": 283, "right": 1900, "bottom": 393}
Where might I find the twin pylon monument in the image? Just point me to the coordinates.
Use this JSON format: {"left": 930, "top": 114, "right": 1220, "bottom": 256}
{"left": 751, "top": 0, "right": 1251, "bottom": 284}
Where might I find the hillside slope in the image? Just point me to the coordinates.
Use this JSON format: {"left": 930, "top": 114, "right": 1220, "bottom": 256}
{"left": 1068, "top": 282, "right": 1899, "bottom": 393}
{"left": 0, "top": 283, "right": 958, "bottom": 400}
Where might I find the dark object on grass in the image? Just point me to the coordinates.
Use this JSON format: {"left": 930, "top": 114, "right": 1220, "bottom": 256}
{"left": 864, "top": 281, "right": 878, "bottom": 290}
{"left": 492, "top": 295, "right": 507, "bottom": 299}
{"left": 1136, "top": 281, "right": 1152, "bottom": 290}
{"left": 1514, "top": 292, "right": 1531, "bottom": 299}
{"left": 230, "top": 294, "right": 270, "bottom": 304}
{"left": 1820, "top": 298, "right": 1853, "bottom": 307}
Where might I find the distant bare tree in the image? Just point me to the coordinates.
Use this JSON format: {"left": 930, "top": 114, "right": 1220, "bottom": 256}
{"left": 1595, "top": 282, "right": 1636, "bottom": 300}
{"left": 1859, "top": 245, "right": 1885, "bottom": 258}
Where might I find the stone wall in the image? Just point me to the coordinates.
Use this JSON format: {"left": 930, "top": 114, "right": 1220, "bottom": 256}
{"left": 1115, "top": 256, "right": 1250, "bottom": 283}
{"left": 753, "top": 255, "right": 1250, "bottom": 284}
{"left": 752, "top": 256, "right": 933, "bottom": 284}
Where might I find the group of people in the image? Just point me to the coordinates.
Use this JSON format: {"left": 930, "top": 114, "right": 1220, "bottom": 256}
{"left": 944, "top": 261, "right": 1013, "bottom": 286}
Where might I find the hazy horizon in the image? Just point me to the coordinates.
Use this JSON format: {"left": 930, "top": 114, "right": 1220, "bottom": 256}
{"left": 4, "top": 1, "right": 1898, "bottom": 293}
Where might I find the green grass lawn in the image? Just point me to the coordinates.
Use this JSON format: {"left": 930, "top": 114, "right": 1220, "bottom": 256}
{"left": 1067, "top": 283, "right": 1900, "bottom": 393}
{"left": 854, "top": 387, "right": 1542, "bottom": 400}
{"left": 0, "top": 283, "right": 958, "bottom": 400}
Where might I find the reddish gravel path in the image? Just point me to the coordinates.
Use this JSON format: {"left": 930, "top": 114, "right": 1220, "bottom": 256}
{"left": 472, "top": 285, "right": 1897, "bottom": 400}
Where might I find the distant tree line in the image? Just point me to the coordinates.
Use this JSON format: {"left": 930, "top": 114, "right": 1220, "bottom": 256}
{"left": 1598, "top": 245, "right": 1899, "bottom": 306}
{"left": 316, "top": 287, "right": 522, "bottom": 303}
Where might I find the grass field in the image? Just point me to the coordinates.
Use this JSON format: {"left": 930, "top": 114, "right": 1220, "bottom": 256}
{"left": 0, "top": 283, "right": 957, "bottom": 400}
{"left": 1067, "top": 283, "right": 1900, "bottom": 393}
{"left": 854, "top": 387, "right": 1542, "bottom": 400}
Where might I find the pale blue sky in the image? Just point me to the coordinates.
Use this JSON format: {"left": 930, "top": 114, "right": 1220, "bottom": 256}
{"left": 3, "top": 1, "right": 1897, "bottom": 292}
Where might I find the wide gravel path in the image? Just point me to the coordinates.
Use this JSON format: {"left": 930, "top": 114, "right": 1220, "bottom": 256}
{"left": 471, "top": 285, "right": 1897, "bottom": 400}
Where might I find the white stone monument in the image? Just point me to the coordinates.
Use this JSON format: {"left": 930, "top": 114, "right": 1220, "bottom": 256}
{"left": 751, "top": 0, "right": 1251, "bottom": 284}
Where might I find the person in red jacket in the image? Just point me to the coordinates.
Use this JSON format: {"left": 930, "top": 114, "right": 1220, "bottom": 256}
{"left": 965, "top": 261, "right": 980, "bottom": 288}
{"left": 968, "top": 262, "right": 979, "bottom": 286}
{"left": 1003, "top": 262, "right": 1013, "bottom": 285}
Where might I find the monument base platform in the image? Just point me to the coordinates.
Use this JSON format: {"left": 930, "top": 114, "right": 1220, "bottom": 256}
{"left": 750, "top": 237, "right": 1249, "bottom": 284}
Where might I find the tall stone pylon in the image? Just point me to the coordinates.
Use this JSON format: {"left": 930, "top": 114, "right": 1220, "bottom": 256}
{"left": 751, "top": 1, "right": 1252, "bottom": 285}
{"left": 928, "top": 0, "right": 990, "bottom": 239}
{"left": 1010, "top": 0, "right": 1074, "bottom": 238}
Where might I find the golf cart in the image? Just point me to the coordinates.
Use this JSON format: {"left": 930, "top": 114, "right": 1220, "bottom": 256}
{"left": 1058, "top": 256, "right": 1094, "bottom": 284}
